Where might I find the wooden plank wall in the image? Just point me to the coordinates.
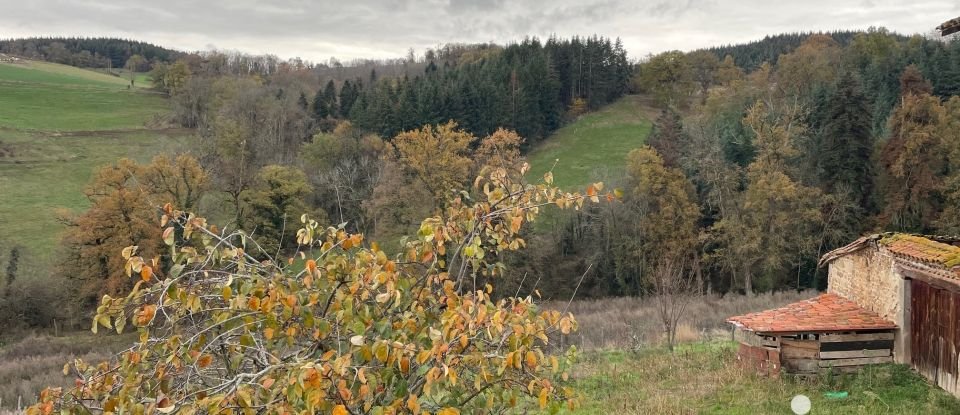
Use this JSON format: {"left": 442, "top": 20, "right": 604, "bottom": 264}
{"left": 911, "top": 279, "right": 960, "bottom": 396}
{"left": 779, "top": 332, "right": 894, "bottom": 376}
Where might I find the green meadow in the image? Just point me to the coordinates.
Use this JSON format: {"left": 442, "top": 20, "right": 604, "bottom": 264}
{"left": 0, "top": 60, "right": 184, "bottom": 273}
{"left": 0, "top": 61, "right": 166, "bottom": 130}
{"left": 527, "top": 95, "right": 653, "bottom": 191}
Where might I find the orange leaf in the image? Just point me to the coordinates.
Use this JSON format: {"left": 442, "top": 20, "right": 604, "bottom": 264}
{"left": 332, "top": 405, "right": 348, "bottom": 415}
{"left": 136, "top": 305, "right": 157, "bottom": 326}
{"left": 422, "top": 251, "right": 435, "bottom": 263}
{"left": 140, "top": 265, "right": 153, "bottom": 282}
{"left": 197, "top": 354, "right": 212, "bottom": 368}
{"left": 586, "top": 184, "right": 597, "bottom": 197}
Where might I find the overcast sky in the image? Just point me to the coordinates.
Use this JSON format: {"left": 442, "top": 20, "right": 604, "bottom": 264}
{"left": 1, "top": 0, "right": 958, "bottom": 62}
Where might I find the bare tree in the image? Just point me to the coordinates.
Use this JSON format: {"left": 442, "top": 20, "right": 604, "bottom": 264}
{"left": 649, "top": 256, "right": 700, "bottom": 352}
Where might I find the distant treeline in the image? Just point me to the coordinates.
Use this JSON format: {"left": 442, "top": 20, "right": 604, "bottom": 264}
{"left": 163, "top": 36, "right": 631, "bottom": 145}
{"left": 703, "top": 31, "right": 885, "bottom": 71}
{"left": 345, "top": 36, "right": 631, "bottom": 144}
{"left": 0, "top": 37, "right": 182, "bottom": 69}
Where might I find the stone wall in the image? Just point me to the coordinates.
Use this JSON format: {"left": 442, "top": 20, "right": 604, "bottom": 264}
{"left": 827, "top": 246, "right": 908, "bottom": 362}
{"left": 828, "top": 247, "right": 902, "bottom": 321}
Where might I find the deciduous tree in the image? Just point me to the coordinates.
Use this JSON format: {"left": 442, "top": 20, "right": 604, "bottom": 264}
{"left": 31, "top": 167, "right": 610, "bottom": 415}
{"left": 878, "top": 89, "right": 946, "bottom": 232}
{"left": 59, "top": 155, "right": 208, "bottom": 303}
{"left": 393, "top": 122, "right": 475, "bottom": 203}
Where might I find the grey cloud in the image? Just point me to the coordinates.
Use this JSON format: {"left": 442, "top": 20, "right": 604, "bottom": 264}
{"left": 0, "top": 0, "right": 956, "bottom": 62}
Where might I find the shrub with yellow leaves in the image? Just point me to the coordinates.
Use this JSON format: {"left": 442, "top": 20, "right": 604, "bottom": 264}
{"left": 29, "top": 164, "right": 613, "bottom": 415}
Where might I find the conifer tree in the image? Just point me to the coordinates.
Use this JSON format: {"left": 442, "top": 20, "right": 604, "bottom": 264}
{"left": 817, "top": 72, "right": 874, "bottom": 208}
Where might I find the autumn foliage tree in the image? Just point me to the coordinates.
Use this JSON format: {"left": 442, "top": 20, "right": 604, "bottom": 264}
{"left": 392, "top": 122, "right": 475, "bottom": 203}
{"left": 712, "top": 101, "right": 823, "bottom": 293}
{"left": 59, "top": 155, "right": 207, "bottom": 304}
{"left": 32, "top": 164, "right": 610, "bottom": 415}
{"left": 878, "top": 71, "right": 948, "bottom": 232}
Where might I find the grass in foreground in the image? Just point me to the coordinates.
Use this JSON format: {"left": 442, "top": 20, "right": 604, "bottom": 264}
{"left": 559, "top": 342, "right": 960, "bottom": 414}
{"left": 0, "top": 61, "right": 166, "bottom": 130}
{"left": 526, "top": 95, "right": 652, "bottom": 190}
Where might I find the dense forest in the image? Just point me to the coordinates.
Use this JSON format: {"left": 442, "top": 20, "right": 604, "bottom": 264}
{"left": 704, "top": 31, "right": 866, "bottom": 70}
{"left": 0, "top": 37, "right": 182, "bottom": 69}
{"left": 519, "top": 28, "right": 960, "bottom": 300}
{"left": 347, "top": 36, "right": 631, "bottom": 142}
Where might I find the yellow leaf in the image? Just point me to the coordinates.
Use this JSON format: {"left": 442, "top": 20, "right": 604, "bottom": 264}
{"left": 525, "top": 351, "right": 537, "bottom": 368}
{"left": 332, "top": 405, "right": 348, "bottom": 415}
{"left": 264, "top": 327, "right": 275, "bottom": 340}
{"left": 121, "top": 245, "right": 138, "bottom": 260}
{"left": 538, "top": 388, "right": 549, "bottom": 409}
{"left": 438, "top": 408, "right": 460, "bottom": 415}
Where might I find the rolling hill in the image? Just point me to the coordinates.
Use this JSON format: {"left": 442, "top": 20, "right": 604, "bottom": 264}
{"left": 0, "top": 60, "right": 166, "bottom": 130}
{"left": 526, "top": 94, "right": 655, "bottom": 190}
{"left": 0, "top": 59, "right": 186, "bottom": 273}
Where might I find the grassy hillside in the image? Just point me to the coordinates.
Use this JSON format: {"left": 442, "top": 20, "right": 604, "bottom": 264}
{"left": 0, "top": 59, "right": 184, "bottom": 275}
{"left": 0, "top": 61, "right": 165, "bottom": 130}
{"left": 527, "top": 95, "right": 653, "bottom": 190}
{"left": 0, "top": 129, "right": 189, "bottom": 268}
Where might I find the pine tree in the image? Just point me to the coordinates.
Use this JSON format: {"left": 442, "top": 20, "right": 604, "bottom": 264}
{"left": 312, "top": 89, "right": 328, "bottom": 119}
{"left": 817, "top": 72, "right": 874, "bottom": 208}
{"left": 297, "top": 92, "right": 309, "bottom": 111}
{"left": 647, "top": 109, "right": 685, "bottom": 168}
{"left": 338, "top": 80, "right": 357, "bottom": 117}
{"left": 322, "top": 80, "right": 337, "bottom": 117}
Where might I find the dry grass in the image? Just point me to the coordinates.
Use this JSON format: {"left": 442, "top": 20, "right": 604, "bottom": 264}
{"left": 546, "top": 290, "right": 818, "bottom": 350}
{"left": 0, "top": 333, "right": 134, "bottom": 411}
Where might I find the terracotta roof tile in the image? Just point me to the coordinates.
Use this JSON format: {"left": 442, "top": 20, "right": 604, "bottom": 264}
{"left": 880, "top": 235, "right": 960, "bottom": 278}
{"left": 727, "top": 293, "right": 897, "bottom": 334}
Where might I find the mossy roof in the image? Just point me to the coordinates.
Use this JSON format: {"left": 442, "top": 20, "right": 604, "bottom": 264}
{"left": 820, "top": 233, "right": 960, "bottom": 279}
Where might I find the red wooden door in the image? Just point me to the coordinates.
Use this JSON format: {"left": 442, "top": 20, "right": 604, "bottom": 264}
{"left": 911, "top": 278, "right": 960, "bottom": 395}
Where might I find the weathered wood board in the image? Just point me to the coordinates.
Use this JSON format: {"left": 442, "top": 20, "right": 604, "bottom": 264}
{"left": 821, "top": 332, "right": 894, "bottom": 342}
{"left": 820, "top": 349, "right": 891, "bottom": 359}
{"left": 818, "top": 356, "right": 893, "bottom": 368}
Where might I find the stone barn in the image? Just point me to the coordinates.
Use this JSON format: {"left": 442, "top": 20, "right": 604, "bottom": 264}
{"left": 728, "top": 233, "right": 960, "bottom": 395}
